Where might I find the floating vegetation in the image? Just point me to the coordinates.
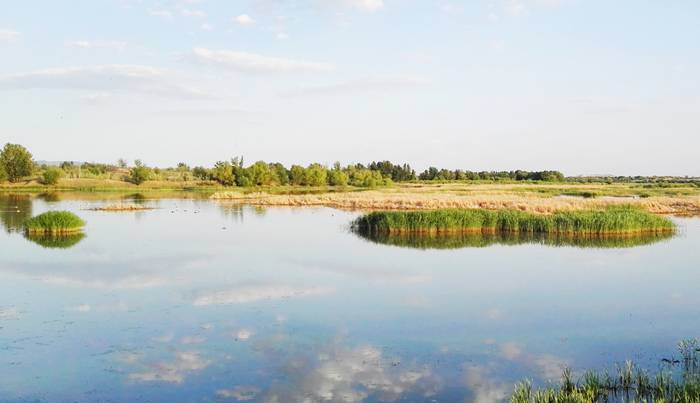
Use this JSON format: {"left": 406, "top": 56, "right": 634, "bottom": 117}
{"left": 355, "top": 230, "right": 674, "bottom": 250}
{"left": 23, "top": 211, "right": 85, "bottom": 235}
{"left": 511, "top": 339, "right": 700, "bottom": 403}
{"left": 353, "top": 206, "right": 675, "bottom": 236}
{"left": 90, "top": 203, "right": 154, "bottom": 212}
{"left": 24, "top": 232, "right": 86, "bottom": 249}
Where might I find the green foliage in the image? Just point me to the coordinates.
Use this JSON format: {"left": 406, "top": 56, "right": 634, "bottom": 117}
{"left": 128, "top": 161, "right": 152, "bottom": 185}
{"left": 305, "top": 164, "right": 328, "bottom": 186}
{"left": 290, "top": 165, "right": 306, "bottom": 185}
{"left": 211, "top": 161, "right": 235, "bottom": 186}
{"left": 328, "top": 169, "right": 349, "bottom": 186}
{"left": 0, "top": 164, "right": 7, "bottom": 182}
{"left": 353, "top": 206, "right": 676, "bottom": 235}
{"left": 41, "top": 167, "right": 64, "bottom": 185}
{"left": 0, "top": 143, "right": 35, "bottom": 182}
{"left": 23, "top": 211, "right": 85, "bottom": 234}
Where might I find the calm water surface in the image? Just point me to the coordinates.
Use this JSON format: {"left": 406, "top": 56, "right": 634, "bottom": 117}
{"left": 0, "top": 194, "right": 698, "bottom": 402}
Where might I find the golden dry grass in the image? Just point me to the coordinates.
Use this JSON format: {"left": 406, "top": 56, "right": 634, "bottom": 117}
{"left": 211, "top": 187, "right": 700, "bottom": 215}
{"left": 89, "top": 203, "right": 155, "bottom": 212}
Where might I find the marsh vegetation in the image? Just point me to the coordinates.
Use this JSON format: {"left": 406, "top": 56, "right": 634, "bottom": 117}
{"left": 353, "top": 206, "right": 676, "bottom": 236}
{"left": 23, "top": 211, "right": 85, "bottom": 235}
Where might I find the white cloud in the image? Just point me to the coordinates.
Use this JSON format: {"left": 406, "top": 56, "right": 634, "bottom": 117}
{"left": 234, "top": 14, "right": 255, "bottom": 26}
{"left": 262, "top": 344, "right": 439, "bottom": 402}
{"left": 129, "top": 351, "right": 210, "bottom": 384}
{"left": 0, "top": 307, "right": 19, "bottom": 320}
{"left": 276, "top": 32, "right": 289, "bottom": 40}
{"left": 283, "top": 75, "right": 426, "bottom": 97}
{"left": 184, "top": 48, "right": 334, "bottom": 74}
{"left": 193, "top": 284, "right": 334, "bottom": 306}
{"left": 216, "top": 386, "right": 261, "bottom": 401}
{"left": 66, "top": 40, "right": 127, "bottom": 51}
{"left": 148, "top": 9, "right": 173, "bottom": 19}
{"left": 180, "top": 8, "right": 206, "bottom": 18}
{"left": 0, "top": 29, "right": 20, "bottom": 44}
{"left": 0, "top": 65, "right": 211, "bottom": 99}
{"left": 341, "top": 0, "right": 384, "bottom": 12}
{"left": 201, "top": 23, "right": 214, "bottom": 31}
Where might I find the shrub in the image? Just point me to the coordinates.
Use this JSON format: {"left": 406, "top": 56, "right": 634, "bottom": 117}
{"left": 305, "top": 164, "right": 328, "bottom": 187}
{"left": 0, "top": 143, "right": 35, "bottom": 182}
{"left": 129, "top": 162, "right": 152, "bottom": 185}
{"left": 328, "top": 169, "right": 349, "bottom": 186}
{"left": 42, "top": 167, "right": 64, "bottom": 185}
{"left": 211, "top": 161, "right": 235, "bottom": 186}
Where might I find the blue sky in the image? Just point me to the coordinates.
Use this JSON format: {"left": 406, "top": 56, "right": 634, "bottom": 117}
{"left": 1, "top": 0, "right": 698, "bottom": 175}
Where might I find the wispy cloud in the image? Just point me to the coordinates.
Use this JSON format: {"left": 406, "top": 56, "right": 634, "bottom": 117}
{"left": 184, "top": 48, "right": 334, "bottom": 73}
{"left": 0, "top": 65, "right": 212, "bottom": 99}
{"left": 66, "top": 40, "right": 127, "bottom": 51}
{"left": 193, "top": 284, "right": 334, "bottom": 306}
{"left": 283, "top": 75, "right": 427, "bottom": 97}
{"left": 128, "top": 351, "right": 211, "bottom": 384}
{"left": 148, "top": 9, "right": 173, "bottom": 19}
{"left": 342, "top": 0, "right": 385, "bottom": 12}
{"left": 0, "top": 29, "right": 20, "bottom": 44}
{"left": 180, "top": 8, "right": 207, "bottom": 18}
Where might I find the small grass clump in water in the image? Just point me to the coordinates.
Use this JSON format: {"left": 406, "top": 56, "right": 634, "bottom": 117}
{"left": 353, "top": 206, "right": 675, "bottom": 236}
{"left": 23, "top": 211, "right": 85, "bottom": 235}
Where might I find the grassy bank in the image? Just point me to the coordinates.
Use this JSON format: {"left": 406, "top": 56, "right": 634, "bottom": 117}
{"left": 23, "top": 211, "right": 85, "bottom": 234}
{"left": 353, "top": 206, "right": 675, "bottom": 235}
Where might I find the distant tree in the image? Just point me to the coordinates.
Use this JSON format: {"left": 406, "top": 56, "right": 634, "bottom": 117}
{"left": 117, "top": 158, "right": 128, "bottom": 169}
{"left": 128, "top": 160, "right": 152, "bottom": 185}
{"left": 247, "top": 161, "right": 274, "bottom": 186}
{"left": 211, "top": 161, "right": 235, "bottom": 186}
{"left": 0, "top": 143, "right": 35, "bottom": 182}
{"left": 289, "top": 165, "right": 306, "bottom": 185}
{"left": 176, "top": 162, "right": 190, "bottom": 172}
{"left": 192, "top": 166, "right": 210, "bottom": 180}
{"left": 41, "top": 167, "right": 63, "bottom": 185}
{"left": 270, "top": 163, "right": 290, "bottom": 185}
{"left": 328, "top": 169, "right": 349, "bottom": 186}
{"left": 305, "top": 164, "right": 327, "bottom": 187}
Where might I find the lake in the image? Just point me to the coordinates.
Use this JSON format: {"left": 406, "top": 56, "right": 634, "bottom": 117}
{"left": 1, "top": 193, "right": 698, "bottom": 402}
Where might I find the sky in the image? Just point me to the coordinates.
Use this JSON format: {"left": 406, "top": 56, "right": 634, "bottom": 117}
{"left": 0, "top": 0, "right": 698, "bottom": 176}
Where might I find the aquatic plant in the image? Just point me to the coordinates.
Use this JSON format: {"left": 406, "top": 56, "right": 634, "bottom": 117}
{"left": 353, "top": 206, "right": 675, "bottom": 236}
{"left": 510, "top": 339, "right": 700, "bottom": 403}
{"left": 23, "top": 211, "right": 85, "bottom": 235}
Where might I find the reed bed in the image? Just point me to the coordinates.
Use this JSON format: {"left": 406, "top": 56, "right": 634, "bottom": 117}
{"left": 23, "top": 211, "right": 85, "bottom": 235}
{"left": 511, "top": 339, "right": 700, "bottom": 403}
{"left": 352, "top": 206, "right": 675, "bottom": 236}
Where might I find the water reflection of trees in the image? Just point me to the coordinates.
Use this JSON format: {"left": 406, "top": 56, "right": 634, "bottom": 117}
{"left": 0, "top": 194, "right": 32, "bottom": 233}
{"left": 354, "top": 229, "right": 674, "bottom": 250}
{"left": 24, "top": 233, "right": 86, "bottom": 249}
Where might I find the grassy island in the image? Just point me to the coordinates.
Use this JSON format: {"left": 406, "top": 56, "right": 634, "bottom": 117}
{"left": 23, "top": 211, "right": 86, "bottom": 235}
{"left": 353, "top": 206, "right": 675, "bottom": 236}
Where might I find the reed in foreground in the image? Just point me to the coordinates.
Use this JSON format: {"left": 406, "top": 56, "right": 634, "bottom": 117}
{"left": 23, "top": 211, "right": 86, "bottom": 234}
{"left": 353, "top": 206, "right": 675, "bottom": 235}
{"left": 511, "top": 339, "right": 700, "bottom": 403}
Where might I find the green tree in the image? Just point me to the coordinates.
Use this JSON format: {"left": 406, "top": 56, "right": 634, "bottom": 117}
{"left": 211, "top": 161, "right": 235, "bottom": 186}
{"left": 305, "top": 164, "right": 328, "bottom": 187}
{"left": 128, "top": 160, "right": 152, "bottom": 185}
{"left": 0, "top": 143, "right": 35, "bottom": 182}
{"left": 42, "top": 167, "right": 64, "bottom": 185}
{"left": 248, "top": 161, "right": 274, "bottom": 186}
{"left": 328, "top": 167, "right": 349, "bottom": 186}
{"left": 290, "top": 165, "right": 306, "bottom": 185}
{"left": 0, "top": 164, "right": 7, "bottom": 183}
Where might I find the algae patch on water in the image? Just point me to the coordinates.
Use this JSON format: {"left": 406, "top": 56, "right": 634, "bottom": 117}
{"left": 352, "top": 206, "right": 675, "bottom": 236}
{"left": 23, "top": 211, "right": 86, "bottom": 235}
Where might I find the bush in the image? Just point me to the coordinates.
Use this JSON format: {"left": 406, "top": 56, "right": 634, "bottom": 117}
{"left": 0, "top": 143, "right": 35, "bottom": 182}
{"left": 0, "top": 164, "right": 7, "bottom": 183}
{"left": 328, "top": 169, "right": 349, "bottom": 186}
{"left": 129, "top": 162, "right": 152, "bottom": 185}
{"left": 211, "top": 161, "right": 235, "bottom": 186}
{"left": 42, "top": 167, "right": 64, "bottom": 185}
{"left": 305, "top": 164, "right": 327, "bottom": 187}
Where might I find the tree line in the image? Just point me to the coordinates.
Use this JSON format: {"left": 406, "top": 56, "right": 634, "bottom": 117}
{"left": 0, "top": 142, "right": 575, "bottom": 187}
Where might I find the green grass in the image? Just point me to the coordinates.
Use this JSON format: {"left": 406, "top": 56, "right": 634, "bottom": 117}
{"left": 353, "top": 206, "right": 675, "bottom": 236}
{"left": 23, "top": 211, "right": 85, "bottom": 234}
{"left": 511, "top": 339, "right": 700, "bottom": 403}
{"left": 356, "top": 231, "right": 674, "bottom": 250}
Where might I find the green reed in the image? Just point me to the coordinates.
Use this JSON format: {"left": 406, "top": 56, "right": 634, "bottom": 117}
{"left": 353, "top": 206, "right": 675, "bottom": 236}
{"left": 23, "top": 211, "right": 85, "bottom": 234}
